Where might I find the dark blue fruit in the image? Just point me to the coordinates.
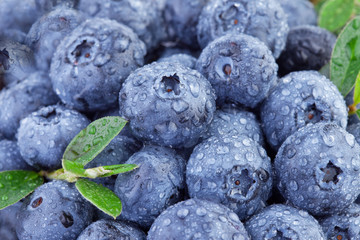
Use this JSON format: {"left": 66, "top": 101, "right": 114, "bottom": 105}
{"left": 261, "top": 70, "right": 347, "bottom": 150}
{"left": 245, "top": 204, "right": 326, "bottom": 239}
{"left": 77, "top": 219, "right": 146, "bottom": 240}
{"left": 147, "top": 198, "right": 251, "bottom": 240}
{"left": 186, "top": 134, "right": 272, "bottom": 220}
{"left": 50, "top": 17, "right": 146, "bottom": 112}
{"left": 16, "top": 180, "right": 94, "bottom": 240}
{"left": 114, "top": 145, "right": 186, "bottom": 228}
{"left": 275, "top": 122, "right": 360, "bottom": 216}
{"left": 119, "top": 61, "right": 216, "bottom": 148}
{"left": 196, "top": 33, "right": 278, "bottom": 108}
{"left": 17, "top": 105, "right": 90, "bottom": 170}
{"left": 197, "top": 0, "right": 288, "bottom": 58}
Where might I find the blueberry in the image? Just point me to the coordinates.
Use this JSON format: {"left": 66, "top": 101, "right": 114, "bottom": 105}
{"left": 279, "top": 0, "right": 318, "bottom": 28}
{"left": 76, "top": 219, "right": 146, "bottom": 240}
{"left": 17, "top": 104, "right": 90, "bottom": 170}
{"left": 16, "top": 180, "right": 94, "bottom": 240}
{"left": 164, "top": 0, "right": 209, "bottom": 49}
{"left": 0, "top": 0, "right": 42, "bottom": 34}
{"left": 0, "top": 71, "right": 59, "bottom": 139}
{"left": 277, "top": 25, "right": 336, "bottom": 76}
{"left": 158, "top": 53, "right": 197, "bottom": 69}
{"left": 245, "top": 204, "right": 326, "bottom": 239}
{"left": 0, "top": 201, "right": 22, "bottom": 240}
{"left": 77, "top": 0, "right": 167, "bottom": 51}
{"left": 202, "top": 106, "right": 265, "bottom": 146}
{"left": 26, "top": 7, "right": 86, "bottom": 72}
{"left": 147, "top": 198, "right": 251, "bottom": 240}
{"left": 50, "top": 17, "right": 146, "bottom": 112}
{"left": 197, "top": 0, "right": 288, "bottom": 58}
{"left": 347, "top": 122, "right": 360, "bottom": 145}
{"left": 0, "top": 139, "right": 32, "bottom": 171}
{"left": 196, "top": 33, "right": 278, "bottom": 108}
{"left": 119, "top": 61, "right": 216, "bottom": 148}
{"left": 186, "top": 134, "right": 272, "bottom": 220}
{"left": 0, "top": 39, "right": 36, "bottom": 87}
{"left": 260, "top": 70, "right": 348, "bottom": 150}
{"left": 319, "top": 204, "right": 360, "bottom": 239}
{"left": 275, "top": 122, "right": 360, "bottom": 216}
{"left": 113, "top": 145, "right": 186, "bottom": 228}
{"left": 35, "top": 0, "right": 79, "bottom": 13}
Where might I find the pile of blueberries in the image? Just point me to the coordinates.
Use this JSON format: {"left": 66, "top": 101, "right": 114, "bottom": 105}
{"left": 1, "top": 0, "right": 360, "bottom": 239}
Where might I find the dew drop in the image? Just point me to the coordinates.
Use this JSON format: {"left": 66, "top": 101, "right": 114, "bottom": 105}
{"left": 5, "top": 174, "right": 13, "bottom": 180}
{"left": 177, "top": 208, "right": 189, "bottom": 219}
{"left": 83, "top": 144, "right": 91, "bottom": 152}
{"left": 289, "top": 180, "right": 298, "bottom": 191}
{"left": 1, "top": 195, "right": 8, "bottom": 201}
{"left": 88, "top": 125, "right": 96, "bottom": 135}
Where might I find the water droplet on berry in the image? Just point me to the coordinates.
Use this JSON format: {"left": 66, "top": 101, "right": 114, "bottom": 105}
{"left": 177, "top": 208, "right": 189, "bottom": 218}
{"left": 289, "top": 180, "right": 298, "bottom": 191}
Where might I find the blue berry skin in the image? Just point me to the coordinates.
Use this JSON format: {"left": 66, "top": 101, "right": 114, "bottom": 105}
{"left": 197, "top": 0, "right": 288, "bottom": 58}
{"left": 0, "top": 71, "right": 59, "bottom": 139}
{"left": 50, "top": 17, "right": 146, "bottom": 112}
{"left": 0, "top": 201, "right": 21, "bottom": 240}
{"left": 35, "top": 0, "right": 79, "bottom": 13}
{"left": 148, "top": 198, "right": 251, "bottom": 240}
{"left": 77, "top": 0, "right": 167, "bottom": 51}
{"left": 196, "top": 33, "right": 278, "bottom": 108}
{"left": 0, "top": 29, "right": 27, "bottom": 45}
{"left": 77, "top": 219, "right": 146, "bottom": 240}
{"left": 279, "top": 0, "right": 317, "bottom": 28}
{"left": 0, "top": 139, "right": 32, "bottom": 171}
{"left": 275, "top": 122, "right": 360, "bottom": 216}
{"left": 260, "top": 70, "right": 348, "bottom": 151}
{"left": 119, "top": 62, "right": 216, "bottom": 148}
{"left": 158, "top": 53, "right": 197, "bottom": 69}
{"left": 347, "top": 122, "right": 360, "bottom": 145}
{"left": 16, "top": 180, "right": 94, "bottom": 240}
{"left": 0, "top": 0, "right": 41, "bottom": 34}
{"left": 245, "top": 204, "right": 326, "bottom": 239}
{"left": 17, "top": 105, "right": 90, "bottom": 170}
{"left": 319, "top": 204, "right": 360, "bottom": 239}
{"left": 164, "top": 0, "right": 209, "bottom": 49}
{"left": 0, "top": 39, "right": 36, "bottom": 87}
{"left": 26, "top": 7, "right": 86, "bottom": 72}
{"left": 277, "top": 25, "right": 336, "bottom": 76}
{"left": 202, "top": 106, "right": 265, "bottom": 146}
{"left": 114, "top": 145, "right": 186, "bottom": 229}
{"left": 186, "top": 134, "right": 272, "bottom": 220}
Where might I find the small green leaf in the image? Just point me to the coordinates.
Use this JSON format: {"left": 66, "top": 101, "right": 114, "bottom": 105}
{"left": 62, "top": 116, "right": 127, "bottom": 172}
{"left": 330, "top": 16, "right": 360, "bottom": 96}
{"left": 353, "top": 71, "right": 360, "bottom": 105}
{"left": 96, "top": 164, "right": 138, "bottom": 178}
{"left": 0, "top": 170, "right": 43, "bottom": 210}
{"left": 319, "top": 0, "right": 354, "bottom": 32}
{"left": 75, "top": 179, "right": 122, "bottom": 219}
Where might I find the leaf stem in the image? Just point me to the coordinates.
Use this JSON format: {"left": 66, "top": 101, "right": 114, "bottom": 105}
{"left": 39, "top": 168, "right": 79, "bottom": 182}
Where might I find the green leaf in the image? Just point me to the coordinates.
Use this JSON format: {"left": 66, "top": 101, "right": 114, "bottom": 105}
{"left": 353, "top": 71, "right": 360, "bottom": 105}
{"left": 75, "top": 179, "right": 122, "bottom": 219}
{"left": 330, "top": 16, "right": 360, "bottom": 96}
{"left": 95, "top": 164, "right": 138, "bottom": 178}
{"left": 315, "top": 0, "right": 329, "bottom": 14}
{"left": 354, "top": 0, "right": 360, "bottom": 15}
{"left": 62, "top": 116, "right": 127, "bottom": 173}
{"left": 0, "top": 170, "right": 43, "bottom": 210}
{"left": 318, "top": 0, "right": 354, "bottom": 32}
